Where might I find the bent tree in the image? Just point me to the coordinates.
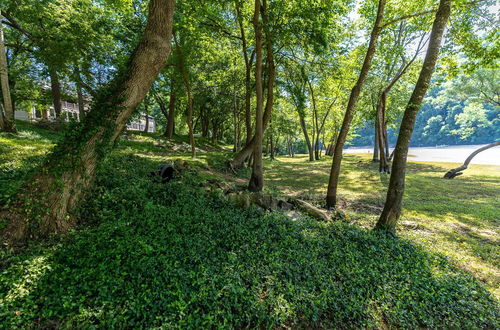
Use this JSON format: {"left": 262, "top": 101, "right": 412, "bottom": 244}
{"left": 325, "top": 0, "right": 386, "bottom": 209}
{"left": 443, "top": 141, "right": 500, "bottom": 179}
{"left": 1, "top": 0, "right": 175, "bottom": 243}
{"left": 375, "top": 0, "right": 451, "bottom": 231}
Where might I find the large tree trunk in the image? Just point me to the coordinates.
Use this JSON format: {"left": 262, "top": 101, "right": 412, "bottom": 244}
{"left": 444, "top": 141, "right": 500, "bottom": 179}
{"left": 248, "top": 0, "right": 263, "bottom": 192}
{"left": 49, "top": 67, "right": 62, "bottom": 119}
{"left": 1, "top": 0, "right": 175, "bottom": 244}
{"left": 0, "top": 10, "right": 16, "bottom": 133}
{"left": 325, "top": 0, "right": 385, "bottom": 209}
{"left": 375, "top": 0, "right": 451, "bottom": 231}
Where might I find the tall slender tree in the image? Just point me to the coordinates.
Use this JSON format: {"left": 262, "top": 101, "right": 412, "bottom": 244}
{"left": 375, "top": 0, "right": 451, "bottom": 231}
{"left": 248, "top": 0, "right": 263, "bottom": 192}
{"left": 235, "top": 0, "right": 254, "bottom": 145}
{"left": 0, "top": 10, "right": 16, "bottom": 133}
{"left": 325, "top": 0, "right": 386, "bottom": 209}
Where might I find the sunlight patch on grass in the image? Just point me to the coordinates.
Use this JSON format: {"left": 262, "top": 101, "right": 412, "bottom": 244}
{"left": 264, "top": 154, "right": 500, "bottom": 298}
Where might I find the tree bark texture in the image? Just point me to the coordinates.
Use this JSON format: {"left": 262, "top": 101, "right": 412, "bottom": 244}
{"left": 49, "top": 67, "right": 62, "bottom": 119}
{"left": 235, "top": 1, "right": 253, "bottom": 145}
{"left": 326, "top": 0, "right": 386, "bottom": 209}
{"left": 248, "top": 0, "right": 264, "bottom": 192}
{"left": 373, "top": 121, "right": 380, "bottom": 162}
{"left": 0, "top": 10, "right": 16, "bottom": 133}
{"left": 1, "top": 0, "right": 175, "bottom": 244}
{"left": 376, "top": 0, "right": 451, "bottom": 231}
{"left": 299, "top": 114, "right": 314, "bottom": 161}
{"left": 230, "top": 3, "right": 275, "bottom": 169}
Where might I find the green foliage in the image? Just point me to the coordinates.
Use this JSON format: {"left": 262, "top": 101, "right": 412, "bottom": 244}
{"left": 0, "top": 121, "right": 61, "bottom": 206}
{"left": 1, "top": 124, "right": 499, "bottom": 328}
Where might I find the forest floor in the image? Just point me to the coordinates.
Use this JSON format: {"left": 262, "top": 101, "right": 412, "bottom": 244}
{"left": 1, "top": 121, "right": 498, "bottom": 328}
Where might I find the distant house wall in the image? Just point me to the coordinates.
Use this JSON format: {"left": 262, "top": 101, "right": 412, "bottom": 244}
{"left": 14, "top": 110, "right": 32, "bottom": 121}
{"left": 14, "top": 98, "right": 156, "bottom": 133}
{"left": 126, "top": 115, "right": 156, "bottom": 133}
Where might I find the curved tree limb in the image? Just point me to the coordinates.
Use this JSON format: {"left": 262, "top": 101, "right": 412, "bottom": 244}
{"left": 443, "top": 141, "right": 500, "bottom": 179}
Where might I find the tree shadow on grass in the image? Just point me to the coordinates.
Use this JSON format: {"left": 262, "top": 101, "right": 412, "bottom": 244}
{"left": 1, "top": 153, "right": 498, "bottom": 329}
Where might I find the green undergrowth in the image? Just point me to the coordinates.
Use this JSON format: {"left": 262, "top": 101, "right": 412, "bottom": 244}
{"left": 0, "top": 121, "right": 61, "bottom": 206}
{"left": 1, "top": 123, "right": 499, "bottom": 327}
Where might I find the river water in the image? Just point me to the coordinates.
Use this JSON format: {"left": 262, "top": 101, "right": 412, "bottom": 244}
{"left": 344, "top": 144, "right": 500, "bottom": 165}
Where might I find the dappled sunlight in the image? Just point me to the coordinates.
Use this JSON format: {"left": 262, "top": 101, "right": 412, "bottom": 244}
{"left": 1, "top": 252, "right": 54, "bottom": 318}
{"left": 262, "top": 152, "right": 500, "bottom": 299}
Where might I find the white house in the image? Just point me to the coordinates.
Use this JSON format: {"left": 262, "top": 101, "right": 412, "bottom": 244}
{"left": 126, "top": 115, "right": 156, "bottom": 133}
{"left": 14, "top": 97, "right": 156, "bottom": 133}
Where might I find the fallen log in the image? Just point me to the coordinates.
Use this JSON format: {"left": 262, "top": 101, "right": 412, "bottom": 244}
{"left": 293, "top": 199, "right": 332, "bottom": 221}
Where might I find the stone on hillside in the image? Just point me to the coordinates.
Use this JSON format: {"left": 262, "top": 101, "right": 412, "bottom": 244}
{"left": 254, "top": 193, "right": 279, "bottom": 210}
{"left": 226, "top": 192, "right": 252, "bottom": 208}
{"left": 277, "top": 198, "right": 294, "bottom": 210}
{"left": 216, "top": 181, "right": 236, "bottom": 194}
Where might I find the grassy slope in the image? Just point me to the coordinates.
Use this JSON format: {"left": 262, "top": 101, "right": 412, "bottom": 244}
{"left": 0, "top": 122, "right": 498, "bottom": 328}
{"left": 264, "top": 154, "right": 500, "bottom": 298}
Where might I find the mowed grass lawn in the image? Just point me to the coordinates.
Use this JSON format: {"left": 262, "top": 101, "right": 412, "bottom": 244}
{"left": 264, "top": 154, "right": 500, "bottom": 297}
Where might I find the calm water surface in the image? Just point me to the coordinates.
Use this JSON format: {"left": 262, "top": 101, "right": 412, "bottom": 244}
{"left": 345, "top": 144, "right": 500, "bottom": 165}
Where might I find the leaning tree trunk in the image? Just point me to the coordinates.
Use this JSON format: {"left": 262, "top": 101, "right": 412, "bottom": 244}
{"left": 326, "top": 0, "right": 385, "bottom": 209}
{"left": 1, "top": 0, "right": 175, "bottom": 244}
{"left": 0, "top": 10, "right": 16, "bottom": 133}
{"left": 375, "top": 0, "right": 451, "bottom": 232}
{"left": 248, "top": 0, "right": 264, "bottom": 192}
{"left": 444, "top": 141, "right": 500, "bottom": 178}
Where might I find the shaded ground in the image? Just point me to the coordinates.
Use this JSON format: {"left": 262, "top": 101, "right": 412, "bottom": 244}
{"left": 264, "top": 154, "right": 500, "bottom": 297}
{"left": 1, "top": 122, "right": 498, "bottom": 327}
